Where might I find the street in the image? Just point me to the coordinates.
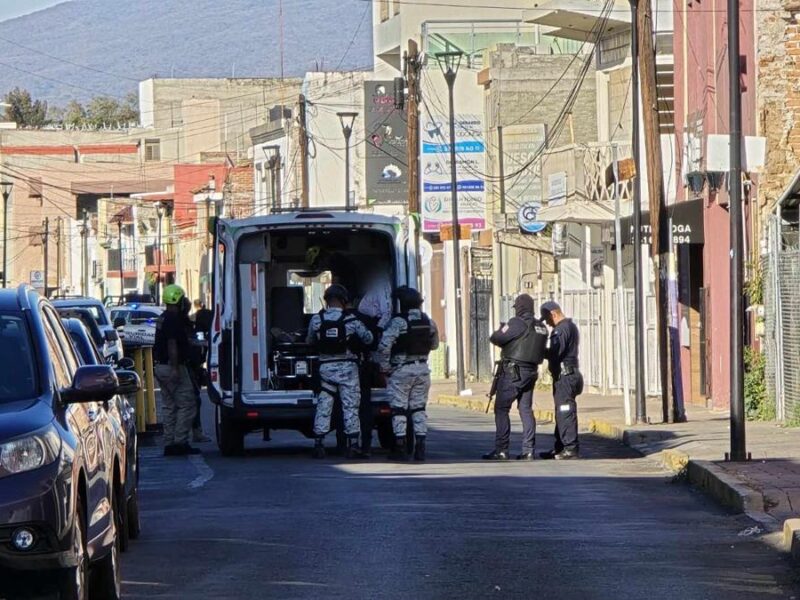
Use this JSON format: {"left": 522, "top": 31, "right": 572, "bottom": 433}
{"left": 122, "top": 404, "right": 798, "bottom": 599}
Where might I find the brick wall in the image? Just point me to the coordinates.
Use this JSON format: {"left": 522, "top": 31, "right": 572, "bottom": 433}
{"left": 758, "top": 0, "right": 800, "bottom": 212}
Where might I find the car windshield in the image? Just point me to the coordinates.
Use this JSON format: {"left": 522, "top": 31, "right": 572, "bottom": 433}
{"left": 56, "top": 302, "right": 108, "bottom": 325}
{"left": 111, "top": 308, "right": 160, "bottom": 326}
{"left": 0, "top": 313, "right": 38, "bottom": 402}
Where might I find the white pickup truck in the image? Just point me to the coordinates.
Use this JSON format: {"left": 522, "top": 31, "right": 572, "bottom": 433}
{"left": 208, "top": 209, "right": 418, "bottom": 456}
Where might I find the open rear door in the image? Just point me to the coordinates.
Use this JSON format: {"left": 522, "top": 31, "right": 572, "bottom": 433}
{"left": 209, "top": 221, "right": 235, "bottom": 405}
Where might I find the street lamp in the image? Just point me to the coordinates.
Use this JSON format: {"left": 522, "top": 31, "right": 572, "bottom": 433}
{"left": 436, "top": 50, "right": 466, "bottom": 393}
{"left": 155, "top": 202, "right": 166, "bottom": 305}
{"left": 336, "top": 112, "right": 358, "bottom": 210}
{"left": 0, "top": 179, "right": 12, "bottom": 289}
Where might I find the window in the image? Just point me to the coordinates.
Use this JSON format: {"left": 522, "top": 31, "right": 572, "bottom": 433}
{"left": 28, "top": 177, "right": 42, "bottom": 199}
{"left": 43, "top": 306, "right": 80, "bottom": 376}
{"left": 288, "top": 270, "right": 332, "bottom": 314}
{"left": 144, "top": 138, "right": 161, "bottom": 161}
{"left": 42, "top": 318, "right": 71, "bottom": 390}
{"left": 0, "top": 313, "right": 38, "bottom": 402}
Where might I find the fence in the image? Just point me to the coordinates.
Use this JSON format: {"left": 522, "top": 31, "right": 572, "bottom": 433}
{"left": 500, "top": 288, "right": 660, "bottom": 395}
{"left": 764, "top": 217, "right": 800, "bottom": 421}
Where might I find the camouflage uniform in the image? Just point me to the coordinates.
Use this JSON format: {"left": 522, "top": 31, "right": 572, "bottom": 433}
{"left": 307, "top": 308, "right": 374, "bottom": 437}
{"left": 379, "top": 309, "right": 440, "bottom": 438}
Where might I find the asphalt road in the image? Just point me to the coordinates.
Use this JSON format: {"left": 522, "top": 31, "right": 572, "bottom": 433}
{"left": 122, "top": 404, "right": 799, "bottom": 600}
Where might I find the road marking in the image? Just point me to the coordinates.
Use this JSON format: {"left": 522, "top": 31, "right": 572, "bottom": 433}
{"left": 188, "top": 455, "right": 214, "bottom": 489}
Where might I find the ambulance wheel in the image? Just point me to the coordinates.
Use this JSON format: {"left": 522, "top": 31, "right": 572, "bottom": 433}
{"left": 216, "top": 405, "right": 244, "bottom": 456}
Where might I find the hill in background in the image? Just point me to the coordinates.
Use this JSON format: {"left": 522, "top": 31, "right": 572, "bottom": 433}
{"left": 0, "top": 0, "right": 374, "bottom": 107}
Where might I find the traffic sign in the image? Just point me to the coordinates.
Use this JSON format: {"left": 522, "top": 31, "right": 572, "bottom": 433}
{"left": 30, "top": 270, "right": 44, "bottom": 289}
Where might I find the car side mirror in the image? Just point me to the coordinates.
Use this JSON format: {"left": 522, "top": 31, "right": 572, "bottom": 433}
{"left": 117, "top": 357, "right": 135, "bottom": 371}
{"left": 62, "top": 365, "right": 119, "bottom": 404}
{"left": 115, "top": 369, "right": 142, "bottom": 395}
{"left": 105, "top": 329, "right": 120, "bottom": 342}
{"left": 113, "top": 317, "right": 126, "bottom": 329}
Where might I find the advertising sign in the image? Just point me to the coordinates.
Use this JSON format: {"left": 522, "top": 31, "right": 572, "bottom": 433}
{"left": 364, "top": 81, "right": 408, "bottom": 205}
{"left": 502, "top": 124, "right": 546, "bottom": 208}
{"left": 421, "top": 113, "right": 486, "bottom": 233}
{"left": 517, "top": 201, "right": 546, "bottom": 234}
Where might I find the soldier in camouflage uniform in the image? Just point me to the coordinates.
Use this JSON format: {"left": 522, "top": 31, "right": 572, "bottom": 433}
{"left": 379, "top": 286, "right": 439, "bottom": 461}
{"left": 307, "top": 284, "right": 374, "bottom": 459}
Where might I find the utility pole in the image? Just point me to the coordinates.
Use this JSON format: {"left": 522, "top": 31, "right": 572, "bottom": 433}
{"left": 728, "top": 0, "right": 747, "bottom": 460}
{"left": 117, "top": 218, "right": 124, "bottom": 299}
{"left": 81, "top": 211, "right": 89, "bottom": 297}
{"left": 497, "top": 125, "right": 506, "bottom": 300}
{"left": 299, "top": 94, "right": 310, "bottom": 207}
{"left": 630, "top": 0, "right": 647, "bottom": 424}
{"left": 1, "top": 180, "right": 12, "bottom": 289}
{"left": 637, "top": 0, "right": 672, "bottom": 423}
{"left": 56, "top": 217, "right": 62, "bottom": 297}
{"left": 41, "top": 217, "right": 49, "bottom": 298}
{"left": 406, "top": 40, "right": 423, "bottom": 287}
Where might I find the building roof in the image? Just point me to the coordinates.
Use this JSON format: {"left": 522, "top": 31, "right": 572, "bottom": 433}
{"left": 524, "top": 0, "right": 631, "bottom": 41}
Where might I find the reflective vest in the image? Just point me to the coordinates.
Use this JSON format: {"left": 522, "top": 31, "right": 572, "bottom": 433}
{"left": 500, "top": 318, "right": 548, "bottom": 365}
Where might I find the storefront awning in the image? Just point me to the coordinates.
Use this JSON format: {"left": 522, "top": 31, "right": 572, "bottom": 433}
{"left": 535, "top": 200, "right": 615, "bottom": 224}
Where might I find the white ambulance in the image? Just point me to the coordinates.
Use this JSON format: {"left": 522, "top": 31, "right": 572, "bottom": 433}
{"left": 208, "top": 209, "right": 418, "bottom": 455}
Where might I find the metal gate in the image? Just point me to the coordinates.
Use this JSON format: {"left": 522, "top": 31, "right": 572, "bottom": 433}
{"left": 469, "top": 277, "right": 493, "bottom": 381}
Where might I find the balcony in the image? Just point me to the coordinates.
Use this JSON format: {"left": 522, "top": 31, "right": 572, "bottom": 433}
{"left": 144, "top": 244, "right": 176, "bottom": 273}
{"left": 106, "top": 248, "right": 137, "bottom": 278}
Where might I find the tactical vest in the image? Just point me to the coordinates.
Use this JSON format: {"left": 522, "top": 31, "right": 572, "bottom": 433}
{"left": 500, "top": 318, "right": 548, "bottom": 365}
{"left": 392, "top": 313, "right": 434, "bottom": 356}
{"left": 315, "top": 311, "right": 350, "bottom": 355}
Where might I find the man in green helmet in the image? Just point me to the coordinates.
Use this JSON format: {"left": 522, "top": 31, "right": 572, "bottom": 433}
{"left": 154, "top": 284, "right": 200, "bottom": 456}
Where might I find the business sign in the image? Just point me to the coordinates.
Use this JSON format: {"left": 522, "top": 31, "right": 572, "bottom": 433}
{"left": 517, "top": 201, "right": 546, "bottom": 234}
{"left": 622, "top": 199, "right": 705, "bottom": 245}
{"left": 548, "top": 172, "right": 567, "bottom": 207}
{"left": 365, "top": 82, "right": 408, "bottom": 205}
{"left": 30, "top": 270, "right": 44, "bottom": 289}
{"left": 502, "top": 124, "right": 546, "bottom": 208}
{"left": 421, "top": 113, "right": 486, "bottom": 233}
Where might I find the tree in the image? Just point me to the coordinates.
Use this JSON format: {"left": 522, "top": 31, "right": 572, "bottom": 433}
{"left": 84, "top": 93, "right": 139, "bottom": 129}
{"left": 62, "top": 100, "right": 87, "bottom": 129}
{"left": 3, "top": 88, "right": 48, "bottom": 128}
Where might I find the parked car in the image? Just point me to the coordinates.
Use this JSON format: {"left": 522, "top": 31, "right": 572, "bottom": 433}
{"left": 0, "top": 285, "right": 138, "bottom": 599}
{"left": 110, "top": 304, "right": 164, "bottom": 347}
{"left": 55, "top": 305, "right": 122, "bottom": 366}
{"left": 63, "top": 318, "right": 142, "bottom": 552}
{"left": 53, "top": 298, "right": 124, "bottom": 363}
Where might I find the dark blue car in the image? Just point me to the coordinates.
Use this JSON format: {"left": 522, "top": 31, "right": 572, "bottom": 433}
{"left": 0, "top": 286, "right": 138, "bottom": 599}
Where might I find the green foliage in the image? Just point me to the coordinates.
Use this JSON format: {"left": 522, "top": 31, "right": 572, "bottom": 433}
{"left": 745, "top": 262, "right": 764, "bottom": 305}
{"left": 3, "top": 87, "right": 48, "bottom": 128}
{"left": 744, "top": 347, "right": 775, "bottom": 421}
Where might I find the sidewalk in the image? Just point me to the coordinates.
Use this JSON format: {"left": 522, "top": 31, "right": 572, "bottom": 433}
{"left": 430, "top": 379, "right": 800, "bottom": 557}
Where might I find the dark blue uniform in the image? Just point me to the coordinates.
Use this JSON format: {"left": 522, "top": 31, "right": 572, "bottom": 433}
{"left": 489, "top": 307, "right": 545, "bottom": 457}
{"left": 547, "top": 318, "right": 583, "bottom": 454}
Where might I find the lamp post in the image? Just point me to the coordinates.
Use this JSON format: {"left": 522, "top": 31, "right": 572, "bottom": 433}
{"left": 436, "top": 50, "right": 466, "bottom": 393}
{"left": 0, "top": 180, "right": 12, "bottom": 289}
{"left": 336, "top": 112, "right": 358, "bottom": 209}
{"left": 156, "top": 202, "right": 165, "bottom": 305}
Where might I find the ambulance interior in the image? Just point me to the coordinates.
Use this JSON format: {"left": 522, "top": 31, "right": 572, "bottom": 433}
{"left": 237, "top": 227, "right": 397, "bottom": 391}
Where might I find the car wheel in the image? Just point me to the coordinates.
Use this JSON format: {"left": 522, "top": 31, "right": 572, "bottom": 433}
{"left": 127, "top": 491, "right": 141, "bottom": 541}
{"left": 59, "top": 496, "right": 89, "bottom": 600}
{"left": 89, "top": 497, "right": 122, "bottom": 600}
{"left": 216, "top": 405, "right": 244, "bottom": 456}
{"left": 377, "top": 421, "right": 394, "bottom": 450}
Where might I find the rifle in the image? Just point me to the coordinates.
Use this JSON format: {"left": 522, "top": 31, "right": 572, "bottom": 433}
{"left": 485, "top": 360, "right": 503, "bottom": 414}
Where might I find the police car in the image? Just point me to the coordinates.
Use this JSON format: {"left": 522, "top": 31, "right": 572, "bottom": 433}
{"left": 110, "top": 304, "right": 164, "bottom": 347}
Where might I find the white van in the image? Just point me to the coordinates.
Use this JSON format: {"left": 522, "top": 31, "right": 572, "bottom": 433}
{"left": 208, "top": 209, "right": 418, "bottom": 455}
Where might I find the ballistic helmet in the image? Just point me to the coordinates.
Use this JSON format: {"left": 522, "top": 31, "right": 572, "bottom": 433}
{"left": 394, "top": 286, "right": 423, "bottom": 310}
{"left": 323, "top": 283, "right": 349, "bottom": 304}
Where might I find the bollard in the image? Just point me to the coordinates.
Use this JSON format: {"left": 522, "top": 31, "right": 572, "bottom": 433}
{"left": 143, "top": 346, "right": 158, "bottom": 430}
{"left": 132, "top": 347, "right": 146, "bottom": 433}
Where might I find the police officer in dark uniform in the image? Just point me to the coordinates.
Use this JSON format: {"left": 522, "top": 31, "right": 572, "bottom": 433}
{"left": 482, "top": 294, "right": 548, "bottom": 461}
{"left": 539, "top": 301, "right": 583, "bottom": 460}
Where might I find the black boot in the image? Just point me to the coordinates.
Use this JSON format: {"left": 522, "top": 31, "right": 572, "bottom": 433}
{"left": 312, "top": 437, "right": 326, "bottom": 459}
{"left": 388, "top": 436, "right": 409, "bottom": 461}
{"left": 346, "top": 436, "right": 366, "bottom": 459}
{"left": 414, "top": 436, "right": 426, "bottom": 462}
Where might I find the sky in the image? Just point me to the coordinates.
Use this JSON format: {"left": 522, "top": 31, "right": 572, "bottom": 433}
{"left": 0, "top": 0, "right": 63, "bottom": 22}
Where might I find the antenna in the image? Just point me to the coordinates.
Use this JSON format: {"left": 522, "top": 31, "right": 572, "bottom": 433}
{"left": 279, "top": 0, "right": 285, "bottom": 79}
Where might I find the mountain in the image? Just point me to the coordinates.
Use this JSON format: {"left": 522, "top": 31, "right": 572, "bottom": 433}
{"left": 0, "top": 0, "right": 374, "bottom": 106}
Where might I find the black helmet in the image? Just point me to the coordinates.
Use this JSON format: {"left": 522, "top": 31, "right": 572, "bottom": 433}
{"left": 323, "top": 283, "right": 349, "bottom": 304}
{"left": 394, "top": 286, "right": 423, "bottom": 310}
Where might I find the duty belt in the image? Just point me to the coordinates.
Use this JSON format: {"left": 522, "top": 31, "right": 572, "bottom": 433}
{"left": 561, "top": 365, "right": 578, "bottom": 376}
{"left": 402, "top": 358, "right": 428, "bottom": 366}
